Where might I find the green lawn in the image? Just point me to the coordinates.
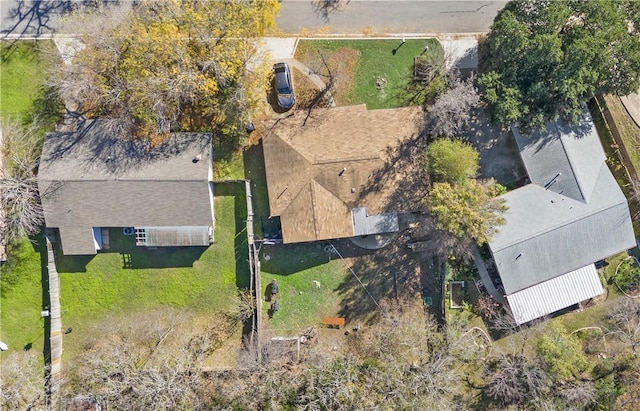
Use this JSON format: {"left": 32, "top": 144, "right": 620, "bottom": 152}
{"left": 295, "top": 39, "right": 444, "bottom": 109}
{"left": 0, "top": 40, "right": 58, "bottom": 124}
{"left": 60, "top": 185, "right": 247, "bottom": 358}
{"left": 260, "top": 243, "right": 349, "bottom": 335}
{"left": 0, "top": 236, "right": 47, "bottom": 353}
{"left": 0, "top": 40, "right": 58, "bottom": 355}
{"left": 0, "top": 185, "right": 249, "bottom": 360}
{"left": 213, "top": 138, "right": 246, "bottom": 180}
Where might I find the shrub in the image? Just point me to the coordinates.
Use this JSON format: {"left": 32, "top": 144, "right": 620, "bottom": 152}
{"left": 614, "top": 258, "right": 640, "bottom": 293}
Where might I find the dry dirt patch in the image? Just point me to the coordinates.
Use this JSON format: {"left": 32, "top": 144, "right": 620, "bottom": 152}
{"left": 296, "top": 47, "right": 360, "bottom": 106}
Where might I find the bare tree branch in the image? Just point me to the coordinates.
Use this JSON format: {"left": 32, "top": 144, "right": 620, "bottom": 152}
{"left": 427, "top": 75, "right": 480, "bottom": 137}
{"left": 0, "top": 119, "right": 46, "bottom": 242}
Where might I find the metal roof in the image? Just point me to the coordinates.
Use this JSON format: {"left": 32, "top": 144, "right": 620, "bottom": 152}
{"left": 138, "top": 226, "right": 212, "bottom": 247}
{"left": 491, "top": 167, "right": 635, "bottom": 294}
{"left": 506, "top": 264, "right": 603, "bottom": 325}
{"left": 352, "top": 207, "right": 399, "bottom": 236}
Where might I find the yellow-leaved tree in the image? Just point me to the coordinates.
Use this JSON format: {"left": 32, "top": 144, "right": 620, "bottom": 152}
{"left": 51, "top": 0, "right": 279, "bottom": 143}
{"left": 424, "top": 137, "right": 507, "bottom": 244}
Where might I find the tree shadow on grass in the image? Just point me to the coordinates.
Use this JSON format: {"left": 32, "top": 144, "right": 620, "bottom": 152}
{"left": 28, "top": 85, "right": 64, "bottom": 128}
{"left": 332, "top": 237, "right": 422, "bottom": 326}
{"left": 260, "top": 242, "right": 333, "bottom": 275}
{"left": 243, "top": 142, "right": 270, "bottom": 221}
{"left": 392, "top": 74, "right": 447, "bottom": 112}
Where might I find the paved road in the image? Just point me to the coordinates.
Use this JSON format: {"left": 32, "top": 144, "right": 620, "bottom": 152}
{"left": 0, "top": 0, "right": 505, "bottom": 39}
{"left": 0, "top": 0, "right": 70, "bottom": 38}
{"left": 0, "top": 0, "right": 133, "bottom": 39}
{"left": 277, "top": 0, "right": 507, "bottom": 35}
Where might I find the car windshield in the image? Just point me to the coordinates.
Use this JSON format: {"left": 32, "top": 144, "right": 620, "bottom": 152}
{"left": 277, "top": 86, "right": 291, "bottom": 94}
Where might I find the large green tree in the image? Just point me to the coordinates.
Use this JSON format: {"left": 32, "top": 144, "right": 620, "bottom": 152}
{"left": 426, "top": 138, "right": 479, "bottom": 184}
{"left": 51, "top": 0, "right": 279, "bottom": 142}
{"left": 478, "top": 0, "right": 640, "bottom": 129}
{"left": 535, "top": 323, "right": 590, "bottom": 383}
{"left": 425, "top": 180, "right": 507, "bottom": 245}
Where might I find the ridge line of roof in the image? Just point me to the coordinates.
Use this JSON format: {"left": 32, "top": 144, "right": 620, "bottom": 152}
{"left": 556, "top": 123, "right": 586, "bottom": 202}
{"left": 492, "top": 169, "right": 625, "bottom": 251}
{"left": 313, "top": 155, "right": 381, "bottom": 165}
{"left": 492, "top": 199, "right": 626, "bottom": 252}
{"left": 310, "top": 181, "right": 320, "bottom": 239}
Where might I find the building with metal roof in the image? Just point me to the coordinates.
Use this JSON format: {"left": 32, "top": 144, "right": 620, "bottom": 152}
{"left": 38, "top": 120, "right": 214, "bottom": 255}
{"left": 488, "top": 111, "right": 636, "bottom": 324}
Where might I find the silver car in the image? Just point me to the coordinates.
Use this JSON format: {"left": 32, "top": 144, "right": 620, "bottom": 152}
{"left": 273, "top": 62, "right": 295, "bottom": 109}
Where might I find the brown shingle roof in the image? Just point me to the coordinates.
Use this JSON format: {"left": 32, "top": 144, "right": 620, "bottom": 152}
{"left": 263, "top": 105, "right": 424, "bottom": 243}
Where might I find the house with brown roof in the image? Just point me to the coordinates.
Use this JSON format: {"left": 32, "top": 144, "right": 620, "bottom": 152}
{"left": 262, "top": 104, "right": 424, "bottom": 244}
{"left": 38, "top": 120, "right": 214, "bottom": 255}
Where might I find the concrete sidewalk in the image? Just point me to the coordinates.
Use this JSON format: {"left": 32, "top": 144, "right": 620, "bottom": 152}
{"left": 259, "top": 37, "right": 298, "bottom": 61}
{"left": 0, "top": 123, "right": 5, "bottom": 262}
{"left": 620, "top": 91, "right": 640, "bottom": 129}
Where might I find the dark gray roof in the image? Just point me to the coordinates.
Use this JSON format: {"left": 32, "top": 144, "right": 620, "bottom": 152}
{"left": 38, "top": 120, "right": 213, "bottom": 255}
{"left": 489, "top": 113, "right": 635, "bottom": 295}
{"left": 512, "top": 114, "right": 605, "bottom": 202}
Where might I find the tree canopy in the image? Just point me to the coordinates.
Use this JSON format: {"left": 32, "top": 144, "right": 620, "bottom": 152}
{"left": 426, "top": 138, "right": 479, "bottom": 183}
{"left": 478, "top": 0, "right": 640, "bottom": 129}
{"left": 51, "top": 0, "right": 279, "bottom": 142}
{"left": 425, "top": 180, "right": 507, "bottom": 245}
{"left": 424, "top": 138, "right": 506, "bottom": 244}
{"left": 427, "top": 76, "right": 480, "bottom": 137}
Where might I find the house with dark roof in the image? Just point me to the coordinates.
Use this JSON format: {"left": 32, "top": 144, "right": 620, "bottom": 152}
{"left": 262, "top": 104, "right": 424, "bottom": 244}
{"left": 38, "top": 120, "right": 214, "bottom": 255}
{"left": 487, "top": 111, "right": 636, "bottom": 325}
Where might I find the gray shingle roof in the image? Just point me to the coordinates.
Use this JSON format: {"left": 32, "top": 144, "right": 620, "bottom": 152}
{"left": 38, "top": 120, "right": 213, "bottom": 255}
{"left": 512, "top": 114, "right": 605, "bottom": 202}
{"left": 489, "top": 112, "right": 635, "bottom": 295}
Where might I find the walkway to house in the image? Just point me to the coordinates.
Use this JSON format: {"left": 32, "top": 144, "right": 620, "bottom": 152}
{"left": 45, "top": 233, "right": 63, "bottom": 409}
{"left": 471, "top": 246, "right": 506, "bottom": 306}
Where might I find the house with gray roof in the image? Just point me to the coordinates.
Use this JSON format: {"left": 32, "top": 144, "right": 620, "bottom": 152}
{"left": 487, "top": 111, "right": 636, "bottom": 325}
{"left": 38, "top": 120, "right": 214, "bottom": 255}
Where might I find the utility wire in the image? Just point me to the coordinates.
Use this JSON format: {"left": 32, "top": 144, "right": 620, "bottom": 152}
{"left": 328, "top": 241, "right": 388, "bottom": 319}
